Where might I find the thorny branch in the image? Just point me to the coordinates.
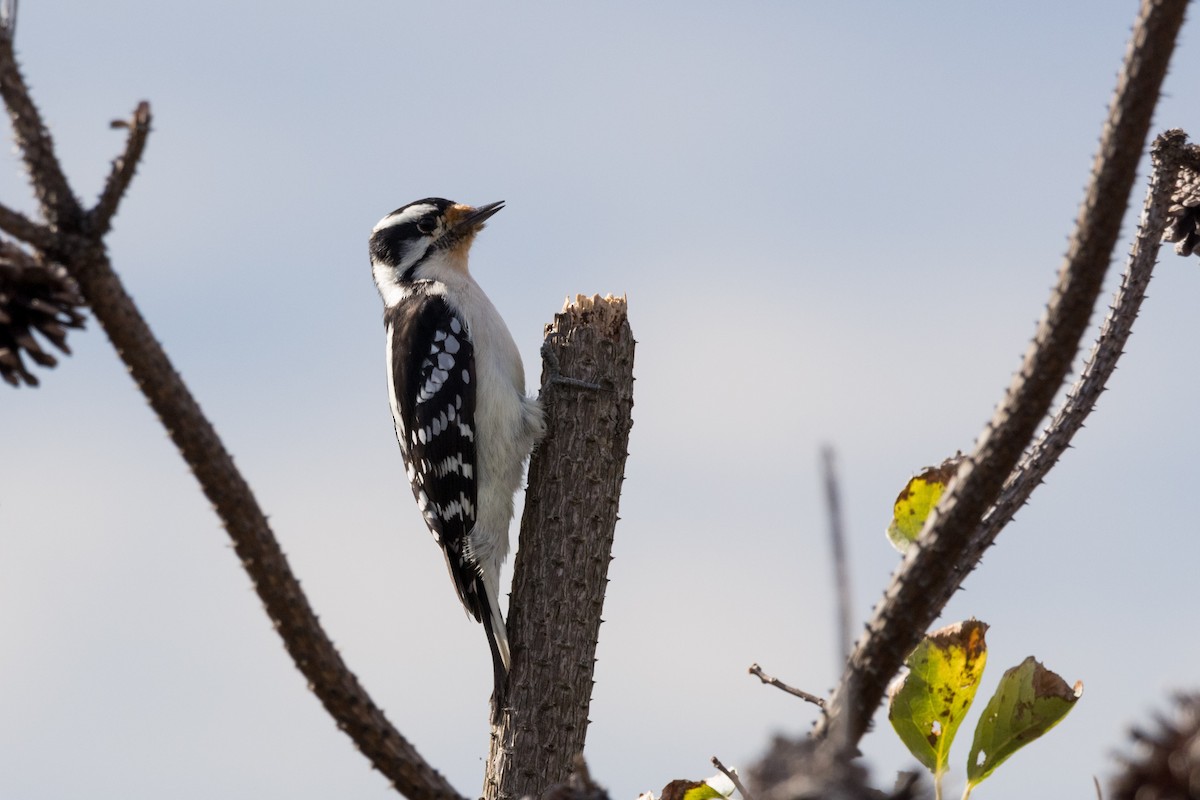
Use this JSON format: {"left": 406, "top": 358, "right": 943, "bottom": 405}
{"left": 0, "top": 18, "right": 464, "bottom": 800}
{"left": 953, "top": 129, "right": 1190, "bottom": 603}
{"left": 485, "top": 295, "right": 635, "bottom": 800}
{"left": 0, "top": 24, "right": 80, "bottom": 228}
{"left": 815, "top": 0, "right": 1189, "bottom": 754}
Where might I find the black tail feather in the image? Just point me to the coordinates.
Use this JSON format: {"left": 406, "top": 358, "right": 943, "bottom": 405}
{"left": 481, "top": 608, "right": 508, "bottom": 722}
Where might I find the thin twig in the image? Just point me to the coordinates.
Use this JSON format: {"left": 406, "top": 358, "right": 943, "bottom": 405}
{"left": 814, "top": 0, "right": 1188, "bottom": 754}
{"left": 748, "top": 663, "right": 826, "bottom": 708}
{"left": 820, "top": 445, "right": 853, "bottom": 664}
{"left": 88, "top": 101, "right": 152, "bottom": 237}
{"left": 710, "top": 755, "right": 754, "bottom": 800}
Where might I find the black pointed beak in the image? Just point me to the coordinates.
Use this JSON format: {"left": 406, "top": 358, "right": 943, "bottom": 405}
{"left": 438, "top": 201, "right": 505, "bottom": 250}
{"left": 458, "top": 200, "right": 505, "bottom": 231}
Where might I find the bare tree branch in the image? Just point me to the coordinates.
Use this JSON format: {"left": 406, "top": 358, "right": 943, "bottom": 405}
{"left": 51, "top": 136, "right": 465, "bottom": 800}
{"left": 748, "top": 663, "right": 826, "bottom": 709}
{"left": 484, "top": 295, "right": 635, "bottom": 800}
{"left": 88, "top": 100, "right": 152, "bottom": 237}
{"left": 820, "top": 446, "right": 853, "bottom": 664}
{"left": 814, "top": 0, "right": 1189, "bottom": 754}
{"left": 0, "top": 31, "right": 464, "bottom": 800}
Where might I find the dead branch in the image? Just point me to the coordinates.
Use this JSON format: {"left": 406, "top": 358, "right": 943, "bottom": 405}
{"left": 0, "top": 23, "right": 464, "bottom": 800}
{"left": 484, "top": 294, "right": 635, "bottom": 800}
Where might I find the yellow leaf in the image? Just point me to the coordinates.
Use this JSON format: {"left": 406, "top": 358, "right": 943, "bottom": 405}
{"left": 886, "top": 453, "right": 965, "bottom": 552}
{"left": 657, "top": 780, "right": 726, "bottom": 800}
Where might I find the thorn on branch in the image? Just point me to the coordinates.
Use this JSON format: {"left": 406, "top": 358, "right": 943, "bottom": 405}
{"left": 748, "top": 663, "right": 826, "bottom": 709}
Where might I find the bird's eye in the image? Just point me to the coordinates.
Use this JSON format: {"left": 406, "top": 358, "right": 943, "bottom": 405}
{"left": 417, "top": 218, "right": 437, "bottom": 235}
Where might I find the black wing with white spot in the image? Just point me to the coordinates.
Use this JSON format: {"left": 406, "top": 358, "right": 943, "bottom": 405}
{"left": 385, "top": 288, "right": 482, "bottom": 621}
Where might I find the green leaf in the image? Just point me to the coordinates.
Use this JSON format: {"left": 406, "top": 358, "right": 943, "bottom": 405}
{"left": 682, "top": 784, "right": 723, "bottom": 800}
{"left": 888, "top": 619, "right": 989, "bottom": 781}
{"left": 886, "top": 454, "right": 965, "bottom": 552}
{"left": 965, "top": 656, "right": 1083, "bottom": 787}
{"left": 656, "top": 778, "right": 732, "bottom": 800}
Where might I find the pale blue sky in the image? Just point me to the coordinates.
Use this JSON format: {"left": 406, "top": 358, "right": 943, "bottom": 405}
{"left": 3, "top": 2, "right": 1199, "bottom": 798}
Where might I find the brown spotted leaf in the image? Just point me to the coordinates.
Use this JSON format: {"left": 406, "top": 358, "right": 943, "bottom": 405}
{"left": 888, "top": 619, "right": 989, "bottom": 785}
{"left": 886, "top": 453, "right": 965, "bottom": 552}
{"left": 965, "top": 656, "right": 1083, "bottom": 790}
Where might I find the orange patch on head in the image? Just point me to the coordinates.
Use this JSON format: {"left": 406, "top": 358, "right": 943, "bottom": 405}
{"left": 443, "top": 204, "right": 481, "bottom": 256}
{"left": 444, "top": 203, "right": 474, "bottom": 226}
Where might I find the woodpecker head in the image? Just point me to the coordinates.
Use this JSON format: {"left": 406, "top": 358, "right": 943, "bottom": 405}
{"left": 369, "top": 198, "right": 504, "bottom": 305}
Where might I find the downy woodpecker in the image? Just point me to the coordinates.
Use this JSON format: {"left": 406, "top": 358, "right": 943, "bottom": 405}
{"left": 369, "top": 198, "right": 545, "bottom": 705}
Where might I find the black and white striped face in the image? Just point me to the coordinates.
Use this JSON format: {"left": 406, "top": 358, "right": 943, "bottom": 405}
{"left": 369, "top": 198, "right": 504, "bottom": 306}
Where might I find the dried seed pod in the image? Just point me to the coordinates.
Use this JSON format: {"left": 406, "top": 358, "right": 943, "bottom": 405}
{"left": 1111, "top": 693, "right": 1200, "bottom": 800}
{"left": 0, "top": 244, "right": 86, "bottom": 387}
{"left": 1164, "top": 161, "right": 1200, "bottom": 260}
